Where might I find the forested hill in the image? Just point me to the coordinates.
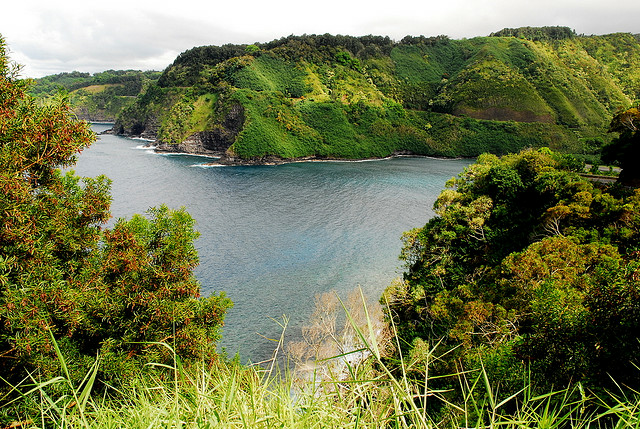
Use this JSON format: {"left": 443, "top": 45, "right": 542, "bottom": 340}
{"left": 31, "top": 70, "right": 161, "bottom": 122}
{"left": 112, "top": 27, "right": 640, "bottom": 163}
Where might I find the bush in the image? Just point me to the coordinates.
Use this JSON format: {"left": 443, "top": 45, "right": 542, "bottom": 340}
{"left": 385, "top": 148, "right": 640, "bottom": 397}
{"left": 0, "top": 37, "right": 232, "bottom": 389}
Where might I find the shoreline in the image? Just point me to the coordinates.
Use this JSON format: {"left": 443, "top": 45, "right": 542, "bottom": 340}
{"left": 200, "top": 153, "right": 469, "bottom": 167}
{"left": 111, "top": 130, "right": 470, "bottom": 166}
{"left": 195, "top": 152, "right": 470, "bottom": 167}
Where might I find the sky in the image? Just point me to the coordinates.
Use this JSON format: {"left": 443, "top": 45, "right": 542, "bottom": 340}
{"left": 1, "top": 0, "right": 639, "bottom": 78}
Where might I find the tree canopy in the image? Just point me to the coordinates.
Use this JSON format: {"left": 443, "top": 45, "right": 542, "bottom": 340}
{"left": 384, "top": 148, "right": 640, "bottom": 399}
{"left": 489, "top": 26, "right": 577, "bottom": 41}
{"left": 602, "top": 106, "right": 640, "bottom": 186}
{"left": 0, "top": 37, "right": 232, "bottom": 388}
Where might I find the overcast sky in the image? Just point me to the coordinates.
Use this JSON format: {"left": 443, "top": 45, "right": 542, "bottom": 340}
{"left": 2, "top": 0, "right": 639, "bottom": 78}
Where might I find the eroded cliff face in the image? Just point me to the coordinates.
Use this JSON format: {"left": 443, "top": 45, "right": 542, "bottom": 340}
{"left": 155, "top": 103, "right": 244, "bottom": 156}
{"left": 112, "top": 115, "right": 159, "bottom": 140}
{"left": 155, "top": 129, "right": 233, "bottom": 156}
{"left": 117, "top": 103, "right": 245, "bottom": 157}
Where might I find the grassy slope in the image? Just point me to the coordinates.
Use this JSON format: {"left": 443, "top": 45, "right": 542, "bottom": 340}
{"left": 120, "top": 32, "right": 640, "bottom": 160}
{"left": 6, "top": 304, "right": 640, "bottom": 428}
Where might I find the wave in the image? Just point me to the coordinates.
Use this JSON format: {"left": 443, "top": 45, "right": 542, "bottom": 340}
{"left": 189, "top": 163, "right": 226, "bottom": 168}
{"left": 156, "top": 152, "right": 221, "bottom": 159}
{"left": 133, "top": 144, "right": 157, "bottom": 150}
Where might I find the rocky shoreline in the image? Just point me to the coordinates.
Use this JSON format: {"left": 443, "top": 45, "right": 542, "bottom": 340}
{"left": 182, "top": 150, "right": 425, "bottom": 167}
{"left": 103, "top": 125, "right": 457, "bottom": 166}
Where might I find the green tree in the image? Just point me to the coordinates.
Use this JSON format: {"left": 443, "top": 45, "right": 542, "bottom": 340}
{"left": 602, "top": 106, "right": 640, "bottom": 186}
{"left": 0, "top": 37, "right": 232, "bottom": 387}
{"left": 245, "top": 44, "right": 259, "bottom": 55}
{"left": 384, "top": 148, "right": 640, "bottom": 400}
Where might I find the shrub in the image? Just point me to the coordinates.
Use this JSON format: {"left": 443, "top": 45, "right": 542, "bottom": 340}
{"left": 385, "top": 148, "right": 640, "bottom": 397}
{"left": 0, "top": 37, "right": 232, "bottom": 389}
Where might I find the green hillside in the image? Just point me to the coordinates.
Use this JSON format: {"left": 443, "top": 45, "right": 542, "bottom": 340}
{"left": 31, "top": 70, "right": 162, "bottom": 122}
{"left": 112, "top": 28, "right": 640, "bottom": 162}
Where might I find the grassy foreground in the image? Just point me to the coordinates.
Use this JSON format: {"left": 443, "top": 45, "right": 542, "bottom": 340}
{"left": 2, "top": 293, "right": 640, "bottom": 428}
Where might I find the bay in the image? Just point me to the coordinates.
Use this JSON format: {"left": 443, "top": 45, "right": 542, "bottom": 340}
{"left": 74, "top": 124, "right": 472, "bottom": 363}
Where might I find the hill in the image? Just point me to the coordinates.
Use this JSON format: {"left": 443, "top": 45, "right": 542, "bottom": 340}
{"left": 31, "top": 70, "right": 162, "bottom": 122}
{"left": 107, "top": 28, "right": 640, "bottom": 162}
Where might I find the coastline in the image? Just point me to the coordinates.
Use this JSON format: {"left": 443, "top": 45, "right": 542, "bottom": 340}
{"left": 198, "top": 151, "right": 469, "bottom": 167}
{"left": 109, "top": 127, "right": 470, "bottom": 166}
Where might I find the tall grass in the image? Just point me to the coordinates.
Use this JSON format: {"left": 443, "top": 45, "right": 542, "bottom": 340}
{"left": 2, "top": 291, "right": 640, "bottom": 428}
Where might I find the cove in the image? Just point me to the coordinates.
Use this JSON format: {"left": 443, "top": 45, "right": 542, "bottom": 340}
{"left": 75, "top": 124, "right": 472, "bottom": 363}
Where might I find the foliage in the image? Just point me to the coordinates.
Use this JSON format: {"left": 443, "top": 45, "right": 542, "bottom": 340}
{"left": 384, "top": 147, "right": 640, "bottom": 399}
{"left": 158, "top": 44, "right": 248, "bottom": 87}
{"left": 0, "top": 37, "right": 232, "bottom": 389}
{"left": 4, "top": 295, "right": 640, "bottom": 428}
{"left": 31, "top": 70, "right": 161, "bottom": 97}
{"left": 335, "top": 51, "right": 363, "bottom": 72}
{"left": 602, "top": 106, "right": 640, "bottom": 185}
{"left": 287, "top": 288, "right": 392, "bottom": 385}
{"left": 580, "top": 33, "right": 640, "bottom": 102}
{"left": 114, "top": 30, "right": 640, "bottom": 162}
{"left": 31, "top": 70, "right": 161, "bottom": 121}
{"left": 489, "top": 26, "right": 577, "bottom": 41}
{"left": 230, "top": 54, "right": 309, "bottom": 97}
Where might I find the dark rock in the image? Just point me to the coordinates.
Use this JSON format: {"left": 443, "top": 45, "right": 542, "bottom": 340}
{"left": 155, "top": 103, "right": 245, "bottom": 156}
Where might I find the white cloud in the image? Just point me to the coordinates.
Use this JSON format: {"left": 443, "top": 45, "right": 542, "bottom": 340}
{"left": 1, "top": 0, "right": 638, "bottom": 77}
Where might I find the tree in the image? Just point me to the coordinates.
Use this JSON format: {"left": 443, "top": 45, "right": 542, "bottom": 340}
{"left": 384, "top": 148, "right": 640, "bottom": 399}
{"left": 602, "top": 106, "right": 640, "bottom": 186}
{"left": 0, "top": 36, "right": 232, "bottom": 387}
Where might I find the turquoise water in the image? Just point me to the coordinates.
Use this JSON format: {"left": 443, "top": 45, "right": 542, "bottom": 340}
{"left": 75, "top": 124, "right": 471, "bottom": 362}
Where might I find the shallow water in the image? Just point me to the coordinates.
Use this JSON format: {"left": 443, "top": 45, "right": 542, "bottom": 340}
{"left": 73, "top": 124, "right": 471, "bottom": 362}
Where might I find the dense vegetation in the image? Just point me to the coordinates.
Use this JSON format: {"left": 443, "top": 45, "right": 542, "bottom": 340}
{"left": 112, "top": 28, "right": 640, "bottom": 163}
{"left": 31, "top": 70, "right": 161, "bottom": 122}
{"left": 0, "top": 37, "right": 231, "bottom": 392}
{"left": 383, "top": 147, "right": 640, "bottom": 408}
{"left": 4, "top": 31, "right": 640, "bottom": 427}
{"left": 602, "top": 106, "right": 640, "bottom": 185}
{"left": 489, "top": 25, "right": 577, "bottom": 41}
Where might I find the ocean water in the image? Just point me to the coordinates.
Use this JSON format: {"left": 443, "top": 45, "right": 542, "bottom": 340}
{"left": 73, "top": 124, "right": 471, "bottom": 362}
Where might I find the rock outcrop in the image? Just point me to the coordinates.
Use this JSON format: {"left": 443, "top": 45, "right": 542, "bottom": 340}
{"left": 155, "top": 103, "right": 244, "bottom": 156}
